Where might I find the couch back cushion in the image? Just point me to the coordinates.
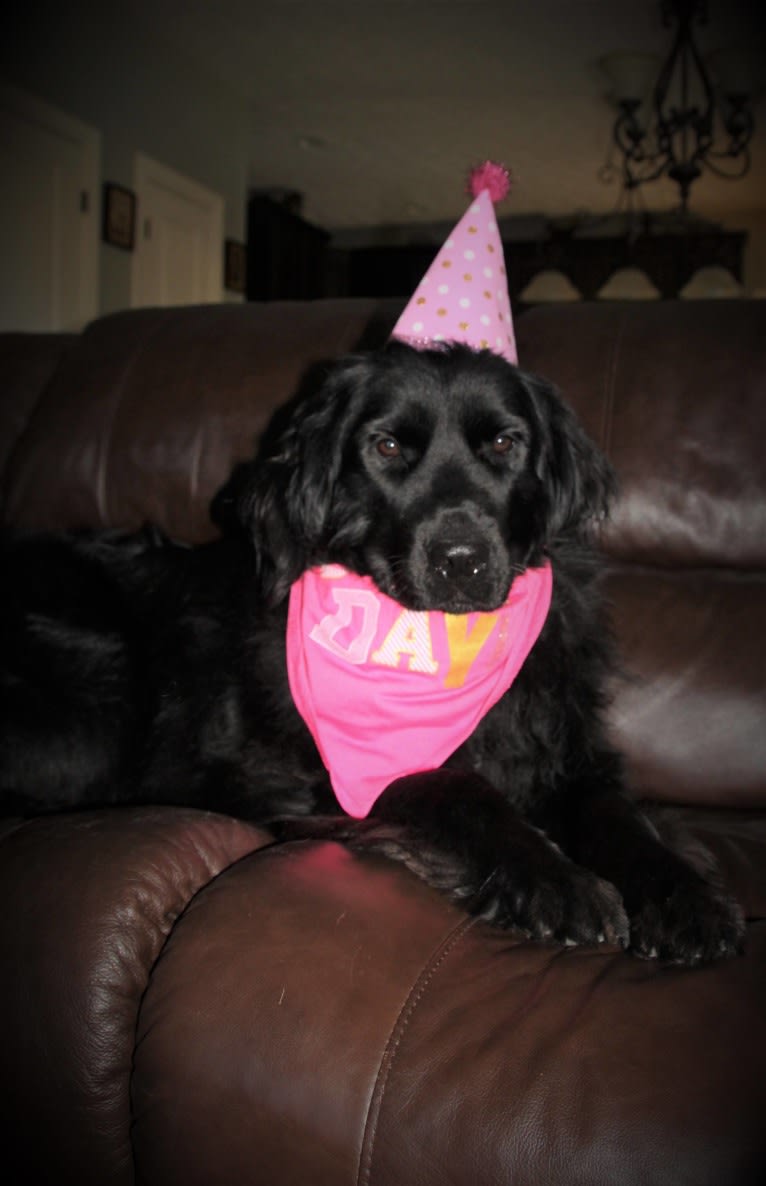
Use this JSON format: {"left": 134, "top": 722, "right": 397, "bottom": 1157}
{"left": 518, "top": 301, "right": 766, "bottom": 807}
{"left": 0, "top": 332, "right": 75, "bottom": 476}
{"left": 517, "top": 300, "right": 766, "bottom": 570}
{"left": 1, "top": 300, "right": 401, "bottom": 542}
{"left": 604, "top": 565, "right": 765, "bottom": 807}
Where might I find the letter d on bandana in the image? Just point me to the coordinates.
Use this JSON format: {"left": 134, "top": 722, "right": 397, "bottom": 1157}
{"left": 286, "top": 563, "right": 552, "bottom": 817}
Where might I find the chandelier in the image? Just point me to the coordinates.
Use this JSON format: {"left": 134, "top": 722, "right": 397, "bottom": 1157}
{"left": 600, "top": 0, "right": 755, "bottom": 211}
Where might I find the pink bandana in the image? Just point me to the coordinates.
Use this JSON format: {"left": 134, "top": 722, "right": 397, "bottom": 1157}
{"left": 286, "top": 563, "right": 552, "bottom": 818}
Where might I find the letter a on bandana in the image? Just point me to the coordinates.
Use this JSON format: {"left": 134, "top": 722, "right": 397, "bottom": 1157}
{"left": 286, "top": 563, "right": 552, "bottom": 817}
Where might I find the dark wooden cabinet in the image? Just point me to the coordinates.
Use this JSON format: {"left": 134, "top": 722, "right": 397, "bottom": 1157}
{"left": 246, "top": 196, "right": 330, "bottom": 300}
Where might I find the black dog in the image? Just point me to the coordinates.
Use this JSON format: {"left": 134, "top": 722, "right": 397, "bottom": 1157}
{"left": 0, "top": 342, "right": 744, "bottom": 965}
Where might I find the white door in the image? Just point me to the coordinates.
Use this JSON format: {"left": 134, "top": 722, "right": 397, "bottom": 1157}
{"left": 0, "top": 84, "right": 100, "bottom": 332}
{"left": 131, "top": 154, "right": 224, "bottom": 308}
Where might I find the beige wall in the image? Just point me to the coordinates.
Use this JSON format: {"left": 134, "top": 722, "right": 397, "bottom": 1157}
{"left": 3, "top": 1, "right": 764, "bottom": 309}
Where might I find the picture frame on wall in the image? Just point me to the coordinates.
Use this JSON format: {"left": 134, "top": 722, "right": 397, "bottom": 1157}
{"left": 102, "top": 183, "right": 136, "bottom": 251}
{"left": 224, "top": 239, "right": 247, "bottom": 294}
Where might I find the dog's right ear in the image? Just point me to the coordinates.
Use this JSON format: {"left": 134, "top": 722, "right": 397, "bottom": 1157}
{"left": 520, "top": 370, "right": 617, "bottom": 542}
{"left": 225, "top": 356, "right": 370, "bottom": 606}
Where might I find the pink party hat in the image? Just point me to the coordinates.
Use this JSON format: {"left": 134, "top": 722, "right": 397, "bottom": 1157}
{"left": 391, "top": 161, "right": 517, "bottom": 364}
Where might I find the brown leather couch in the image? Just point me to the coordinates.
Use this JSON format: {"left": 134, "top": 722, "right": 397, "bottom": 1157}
{"left": 1, "top": 298, "right": 765, "bottom": 1186}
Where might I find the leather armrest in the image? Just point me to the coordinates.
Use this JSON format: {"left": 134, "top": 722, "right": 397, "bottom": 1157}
{"left": 0, "top": 807, "right": 270, "bottom": 1185}
{"left": 133, "top": 829, "right": 766, "bottom": 1186}
{"left": 2, "top": 807, "right": 765, "bottom": 1185}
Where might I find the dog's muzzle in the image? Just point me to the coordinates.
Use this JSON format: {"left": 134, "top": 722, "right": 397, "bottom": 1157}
{"left": 413, "top": 509, "right": 508, "bottom": 611}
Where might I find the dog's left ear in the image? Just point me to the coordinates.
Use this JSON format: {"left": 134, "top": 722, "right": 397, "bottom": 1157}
{"left": 521, "top": 371, "right": 617, "bottom": 541}
{"left": 228, "top": 356, "right": 369, "bottom": 605}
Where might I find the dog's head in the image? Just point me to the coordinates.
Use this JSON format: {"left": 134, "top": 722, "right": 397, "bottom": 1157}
{"left": 233, "top": 342, "right": 615, "bottom": 610}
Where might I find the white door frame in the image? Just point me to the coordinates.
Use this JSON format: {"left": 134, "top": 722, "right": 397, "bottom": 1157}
{"left": 0, "top": 82, "right": 100, "bottom": 331}
{"left": 130, "top": 153, "right": 224, "bottom": 308}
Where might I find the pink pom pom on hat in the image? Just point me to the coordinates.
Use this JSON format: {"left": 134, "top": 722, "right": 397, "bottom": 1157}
{"left": 391, "top": 161, "right": 517, "bottom": 364}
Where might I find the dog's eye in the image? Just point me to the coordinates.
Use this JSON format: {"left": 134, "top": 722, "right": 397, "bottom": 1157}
{"left": 492, "top": 433, "right": 515, "bottom": 455}
{"left": 376, "top": 437, "right": 401, "bottom": 458}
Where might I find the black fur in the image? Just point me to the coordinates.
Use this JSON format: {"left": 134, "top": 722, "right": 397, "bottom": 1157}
{"left": 0, "top": 342, "right": 744, "bottom": 964}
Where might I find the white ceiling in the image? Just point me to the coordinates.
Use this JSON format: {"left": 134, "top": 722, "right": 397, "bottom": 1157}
{"left": 127, "top": 1, "right": 766, "bottom": 233}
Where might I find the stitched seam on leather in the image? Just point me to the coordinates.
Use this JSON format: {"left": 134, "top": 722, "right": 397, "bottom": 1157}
{"left": 130, "top": 880, "right": 213, "bottom": 1186}
{"left": 129, "top": 836, "right": 270, "bottom": 1180}
{"left": 94, "top": 309, "right": 176, "bottom": 524}
{"left": 0, "top": 347, "right": 73, "bottom": 519}
{"left": 357, "top": 913, "right": 478, "bottom": 1186}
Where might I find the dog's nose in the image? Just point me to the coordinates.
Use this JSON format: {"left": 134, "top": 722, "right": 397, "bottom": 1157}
{"left": 429, "top": 540, "right": 489, "bottom": 584}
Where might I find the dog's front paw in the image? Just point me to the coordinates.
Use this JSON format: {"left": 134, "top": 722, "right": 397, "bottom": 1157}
{"left": 629, "top": 873, "right": 745, "bottom": 966}
{"left": 486, "top": 858, "right": 629, "bottom": 950}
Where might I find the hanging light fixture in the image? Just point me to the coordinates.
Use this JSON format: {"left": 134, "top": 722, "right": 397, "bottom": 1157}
{"left": 600, "top": 0, "right": 755, "bottom": 212}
